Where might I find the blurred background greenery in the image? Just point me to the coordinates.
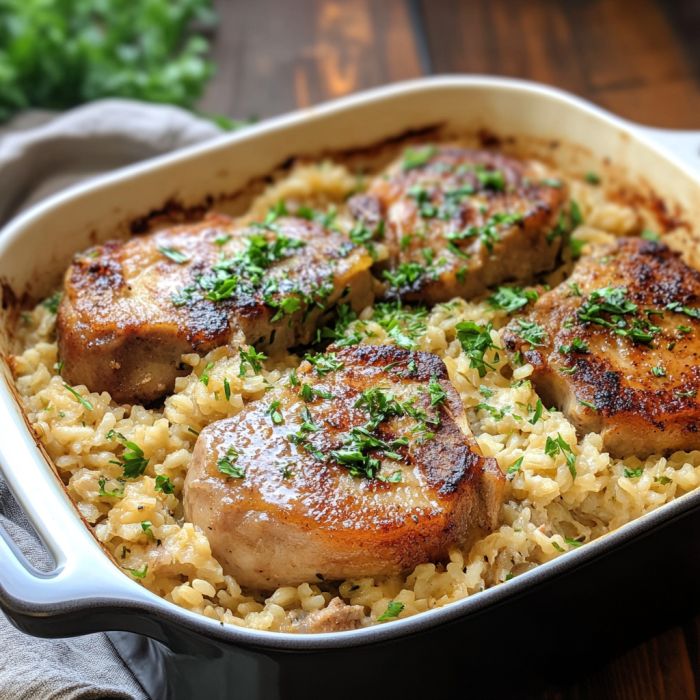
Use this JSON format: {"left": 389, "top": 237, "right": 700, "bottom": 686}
{"left": 0, "top": 0, "right": 218, "bottom": 123}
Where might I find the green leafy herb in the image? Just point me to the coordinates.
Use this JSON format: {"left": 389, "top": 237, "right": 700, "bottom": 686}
{"left": 488, "top": 286, "right": 538, "bottom": 313}
{"left": 623, "top": 467, "right": 644, "bottom": 479}
{"left": 304, "top": 352, "right": 344, "bottom": 376}
{"left": 157, "top": 245, "right": 189, "bottom": 264}
{"left": 651, "top": 365, "right": 666, "bottom": 377}
{"left": 565, "top": 537, "right": 584, "bottom": 547}
{"left": 544, "top": 433, "right": 577, "bottom": 478}
{"left": 239, "top": 347, "right": 267, "bottom": 376}
{"left": 42, "top": 291, "right": 62, "bottom": 313}
{"left": 559, "top": 338, "right": 589, "bottom": 354}
{"left": 447, "top": 212, "right": 523, "bottom": 253}
{"left": 428, "top": 376, "right": 447, "bottom": 406}
{"left": 665, "top": 301, "right": 700, "bottom": 320}
{"left": 266, "top": 400, "right": 284, "bottom": 425}
{"left": 475, "top": 166, "right": 505, "bottom": 191}
{"left": 223, "top": 377, "right": 231, "bottom": 401}
{"left": 217, "top": 447, "right": 245, "bottom": 478}
{"left": 98, "top": 477, "right": 125, "bottom": 498}
{"left": 141, "top": 521, "right": 154, "bottom": 539}
{"left": 402, "top": 145, "right": 436, "bottom": 170}
{"left": 507, "top": 455, "right": 524, "bottom": 475}
{"left": 641, "top": 229, "right": 661, "bottom": 242}
{"left": 0, "top": 0, "right": 215, "bottom": 124}
{"left": 126, "top": 564, "right": 148, "bottom": 579}
{"left": 541, "top": 178, "right": 562, "bottom": 188}
{"left": 514, "top": 319, "right": 547, "bottom": 346}
{"left": 107, "top": 430, "right": 149, "bottom": 478}
{"left": 377, "top": 600, "right": 405, "bottom": 621}
{"left": 371, "top": 301, "right": 428, "bottom": 350}
{"left": 584, "top": 172, "right": 601, "bottom": 185}
{"left": 551, "top": 541, "right": 565, "bottom": 553}
{"left": 199, "top": 361, "right": 214, "bottom": 386}
{"left": 154, "top": 475, "right": 174, "bottom": 494}
{"left": 456, "top": 321, "right": 497, "bottom": 377}
{"left": 299, "top": 383, "right": 333, "bottom": 402}
{"left": 383, "top": 261, "right": 425, "bottom": 289}
{"left": 654, "top": 475, "right": 672, "bottom": 485}
{"left": 63, "top": 383, "right": 93, "bottom": 411}
{"left": 578, "top": 399, "right": 597, "bottom": 410}
{"left": 529, "top": 399, "right": 543, "bottom": 425}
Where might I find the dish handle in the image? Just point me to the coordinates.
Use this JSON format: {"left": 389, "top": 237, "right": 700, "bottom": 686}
{"left": 633, "top": 126, "right": 700, "bottom": 175}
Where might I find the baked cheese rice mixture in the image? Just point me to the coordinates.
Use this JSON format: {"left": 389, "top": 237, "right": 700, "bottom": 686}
{"left": 12, "top": 143, "right": 700, "bottom": 633}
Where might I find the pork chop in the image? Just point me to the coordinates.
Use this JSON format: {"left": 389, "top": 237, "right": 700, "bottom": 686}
{"left": 503, "top": 237, "right": 700, "bottom": 457}
{"left": 183, "top": 344, "right": 504, "bottom": 589}
{"left": 57, "top": 211, "right": 374, "bottom": 404}
{"left": 353, "top": 144, "right": 570, "bottom": 303}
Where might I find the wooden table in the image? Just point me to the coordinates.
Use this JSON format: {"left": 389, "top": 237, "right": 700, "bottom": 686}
{"left": 200, "top": 2, "right": 700, "bottom": 697}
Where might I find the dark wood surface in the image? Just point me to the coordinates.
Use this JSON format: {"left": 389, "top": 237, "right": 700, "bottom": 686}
{"left": 200, "top": 2, "right": 700, "bottom": 698}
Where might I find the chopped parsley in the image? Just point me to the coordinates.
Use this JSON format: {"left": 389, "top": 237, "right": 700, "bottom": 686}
{"left": 377, "top": 600, "right": 405, "bottom": 621}
{"left": 371, "top": 301, "right": 428, "bottom": 350}
{"left": 126, "top": 564, "right": 148, "bottom": 579}
{"left": 304, "top": 352, "right": 344, "bottom": 376}
{"left": 428, "top": 376, "right": 447, "bottom": 406}
{"left": 266, "top": 400, "right": 284, "bottom": 425}
{"left": 507, "top": 455, "right": 524, "bottom": 475}
{"left": 623, "top": 467, "right": 644, "bottom": 479}
{"left": 157, "top": 245, "right": 189, "bottom": 264}
{"left": 584, "top": 171, "right": 601, "bottom": 185}
{"left": 217, "top": 447, "right": 245, "bottom": 478}
{"left": 475, "top": 165, "right": 505, "bottom": 191}
{"left": 63, "top": 383, "right": 93, "bottom": 411}
{"left": 98, "top": 477, "right": 125, "bottom": 498}
{"left": 402, "top": 145, "right": 436, "bottom": 171}
{"left": 383, "top": 261, "right": 424, "bottom": 289}
{"left": 665, "top": 301, "right": 700, "bottom": 320}
{"left": 651, "top": 365, "right": 666, "bottom": 377}
{"left": 199, "top": 361, "right": 214, "bottom": 386}
{"left": 488, "top": 286, "right": 538, "bottom": 313}
{"left": 513, "top": 319, "right": 547, "bottom": 346}
{"left": 239, "top": 347, "right": 267, "bottom": 376}
{"left": 544, "top": 433, "right": 577, "bottom": 478}
{"left": 529, "top": 399, "right": 543, "bottom": 425}
{"left": 559, "top": 338, "right": 589, "bottom": 354}
{"left": 42, "top": 291, "right": 62, "bottom": 313}
{"left": 641, "top": 229, "right": 660, "bottom": 242}
{"left": 655, "top": 475, "right": 672, "bottom": 485}
{"left": 106, "top": 430, "right": 149, "bottom": 478}
{"left": 447, "top": 212, "right": 523, "bottom": 253}
{"left": 223, "top": 377, "right": 231, "bottom": 401}
{"left": 565, "top": 537, "right": 584, "bottom": 548}
{"left": 456, "top": 321, "right": 497, "bottom": 377}
{"left": 141, "top": 521, "right": 154, "bottom": 539}
{"left": 154, "top": 475, "right": 174, "bottom": 494}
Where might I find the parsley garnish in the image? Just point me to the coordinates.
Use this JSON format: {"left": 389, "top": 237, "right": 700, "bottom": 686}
{"left": 371, "top": 301, "right": 427, "bottom": 350}
{"left": 488, "top": 286, "right": 538, "bottom": 313}
{"left": 223, "top": 377, "right": 231, "bottom": 401}
{"left": 383, "top": 262, "right": 424, "bottom": 289}
{"left": 199, "top": 361, "right": 214, "bottom": 386}
{"left": 456, "top": 321, "right": 497, "bottom": 377}
{"left": 544, "top": 433, "right": 577, "bottom": 478}
{"left": 377, "top": 600, "right": 405, "bottom": 621}
{"left": 42, "top": 291, "right": 62, "bottom": 313}
{"left": 154, "top": 475, "right": 174, "bottom": 494}
{"left": 507, "top": 455, "right": 524, "bottom": 475}
{"left": 304, "top": 352, "right": 344, "bottom": 376}
{"left": 529, "top": 399, "right": 543, "bottom": 424}
{"left": 559, "top": 338, "right": 589, "bottom": 354}
{"left": 217, "top": 447, "right": 245, "bottom": 478}
{"left": 584, "top": 172, "right": 601, "bottom": 185}
{"left": 63, "top": 383, "right": 93, "bottom": 411}
{"left": 428, "top": 376, "right": 447, "bottom": 406}
{"left": 239, "top": 347, "right": 267, "bottom": 376}
{"left": 448, "top": 212, "right": 523, "bottom": 253}
{"left": 98, "top": 477, "right": 125, "bottom": 498}
{"left": 266, "top": 400, "right": 284, "bottom": 425}
{"left": 623, "top": 467, "right": 643, "bottom": 479}
{"left": 514, "top": 319, "right": 547, "bottom": 346}
{"left": 651, "top": 365, "right": 666, "bottom": 377}
{"left": 157, "top": 245, "right": 189, "bottom": 264}
{"left": 402, "top": 145, "right": 436, "bottom": 170}
{"left": 107, "top": 430, "right": 149, "bottom": 478}
{"left": 126, "top": 564, "right": 148, "bottom": 579}
{"left": 641, "top": 229, "right": 660, "bottom": 242}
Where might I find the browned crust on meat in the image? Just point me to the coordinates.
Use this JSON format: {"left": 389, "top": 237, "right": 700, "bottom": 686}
{"left": 504, "top": 238, "right": 700, "bottom": 457}
{"left": 183, "top": 345, "right": 504, "bottom": 588}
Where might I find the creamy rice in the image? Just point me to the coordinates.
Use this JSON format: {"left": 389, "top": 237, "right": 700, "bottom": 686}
{"left": 11, "top": 156, "right": 700, "bottom": 632}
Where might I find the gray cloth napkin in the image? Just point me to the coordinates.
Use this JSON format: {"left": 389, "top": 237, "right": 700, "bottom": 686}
{"left": 0, "top": 100, "right": 222, "bottom": 699}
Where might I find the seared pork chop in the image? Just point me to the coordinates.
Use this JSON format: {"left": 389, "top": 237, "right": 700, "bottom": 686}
{"left": 352, "top": 144, "right": 570, "bottom": 303}
{"left": 58, "top": 212, "right": 374, "bottom": 404}
{"left": 503, "top": 238, "right": 700, "bottom": 457}
{"left": 183, "top": 345, "right": 504, "bottom": 589}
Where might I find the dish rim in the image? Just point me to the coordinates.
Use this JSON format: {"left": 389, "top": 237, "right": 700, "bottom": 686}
{"left": 1, "top": 74, "right": 700, "bottom": 651}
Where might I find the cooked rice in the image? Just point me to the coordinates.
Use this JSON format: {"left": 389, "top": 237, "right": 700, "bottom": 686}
{"left": 11, "top": 157, "right": 700, "bottom": 632}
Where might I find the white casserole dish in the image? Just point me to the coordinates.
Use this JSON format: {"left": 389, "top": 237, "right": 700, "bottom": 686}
{"left": 0, "top": 77, "right": 699, "bottom": 672}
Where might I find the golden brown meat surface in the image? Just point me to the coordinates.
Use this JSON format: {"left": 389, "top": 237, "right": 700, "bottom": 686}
{"left": 183, "top": 345, "right": 504, "bottom": 589}
{"left": 503, "top": 238, "right": 700, "bottom": 457}
{"left": 58, "top": 212, "right": 374, "bottom": 404}
{"left": 352, "top": 144, "right": 570, "bottom": 303}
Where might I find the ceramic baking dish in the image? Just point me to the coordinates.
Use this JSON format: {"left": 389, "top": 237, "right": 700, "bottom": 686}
{"left": 1, "top": 76, "right": 699, "bottom": 699}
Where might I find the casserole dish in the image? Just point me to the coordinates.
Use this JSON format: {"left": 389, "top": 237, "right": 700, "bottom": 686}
{"left": 1, "top": 76, "right": 700, "bottom": 699}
